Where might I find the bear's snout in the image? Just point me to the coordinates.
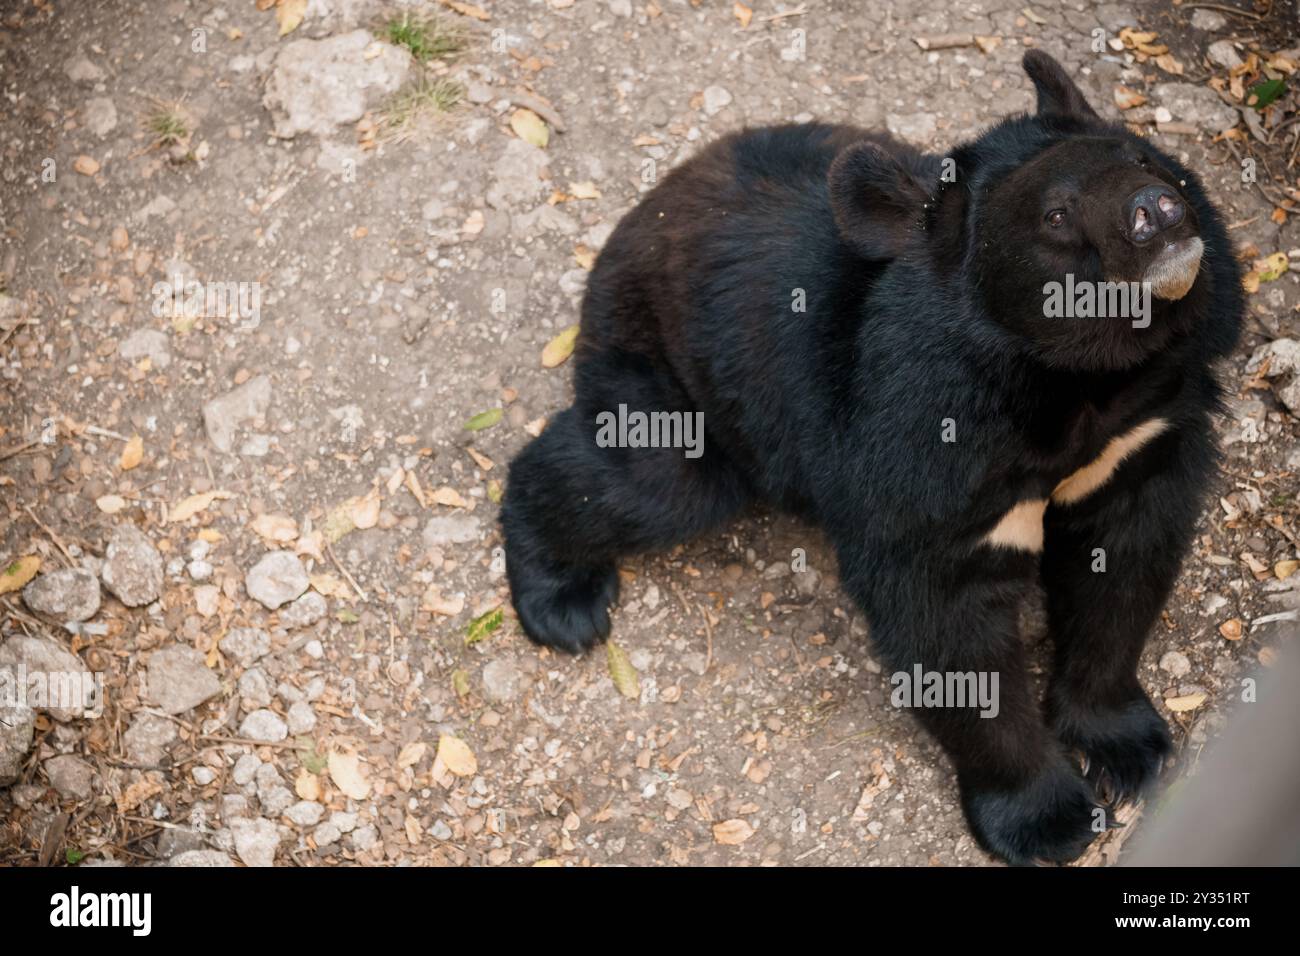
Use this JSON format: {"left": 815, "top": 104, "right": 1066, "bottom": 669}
{"left": 1124, "top": 184, "right": 1185, "bottom": 244}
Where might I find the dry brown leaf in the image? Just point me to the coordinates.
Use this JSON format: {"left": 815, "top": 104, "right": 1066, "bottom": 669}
{"left": 328, "top": 746, "right": 372, "bottom": 799}
{"left": 349, "top": 489, "right": 381, "bottom": 530}
{"left": 169, "top": 490, "right": 232, "bottom": 523}
{"left": 440, "top": 0, "right": 491, "bottom": 20}
{"left": 607, "top": 641, "right": 640, "bottom": 700}
{"left": 119, "top": 434, "right": 144, "bottom": 471}
{"left": 250, "top": 512, "right": 299, "bottom": 544}
{"left": 1154, "top": 53, "right": 1183, "bottom": 75}
{"left": 116, "top": 772, "right": 164, "bottom": 813}
{"left": 541, "top": 325, "right": 579, "bottom": 368}
{"left": 1166, "top": 692, "right": 1207, "bottom": 713}
{"left": 96, "top": 494, "right": 128, "bottom": 514}
{"left": 295, "top": 530, "right": 323, "bottom": 561}
{"left": 0, "top": 555, "right": 40, "bottom": 595}
{"left": 510, "top": 108, "right": 549, "bottom": 148}
{"left": 713, "top": 818, "right": 755, "bottom": 845}
{"left": 403, "top": 471, "right": 427, "bottom": 508}
{"left": 1113, "top": 86, "right": 1147, "bottom": 110}
{"left": 397, "top": 741, "right": 428, "bottom": 769}
{"left": 309, "top": 572, "right": 348, "bottom": 598}
{"left": 436, "top": 734, "right": 478, "bottom": 776}
{"left": 431, "top": 486, "right": 468, "bottom": 508}
{"left": 421, "top": 584, "right": 465, "bottom": 616}
{"left": 276, "top": 0, "right": 307, "bottom": 35}
{"left": 733, "top": 3, "right": 753, "bottom": 28}
{"left": 295, "top": 768, "right": 321, "bottom": 801}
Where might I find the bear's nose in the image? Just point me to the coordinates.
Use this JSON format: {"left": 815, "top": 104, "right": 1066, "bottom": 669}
{"left": 1125, "top": 184, "right": 1184, "bottom": 243}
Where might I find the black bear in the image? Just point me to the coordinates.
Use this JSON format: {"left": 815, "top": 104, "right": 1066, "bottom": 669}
{"left": 501, "top": 50, "right": 1243, "bottom": 864}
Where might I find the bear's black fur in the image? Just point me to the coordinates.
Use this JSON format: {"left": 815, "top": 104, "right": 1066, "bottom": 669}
{"left": 501, "top": 51, "right": 1243, "bottom": 864}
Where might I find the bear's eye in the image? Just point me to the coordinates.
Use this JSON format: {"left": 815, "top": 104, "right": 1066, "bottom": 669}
{"left": 1045, "top": 209, "right": 1067, "bottom": 228}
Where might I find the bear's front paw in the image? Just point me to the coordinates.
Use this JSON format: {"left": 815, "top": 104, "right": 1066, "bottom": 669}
{"left": 510, "top": 562, "right": 619, "bottom": 655}
{"left": 961, "top": 759, "right": 1101, "bottom": 866}
{"left": 1050, "top": 693, "right": 1172, "bottom": 806}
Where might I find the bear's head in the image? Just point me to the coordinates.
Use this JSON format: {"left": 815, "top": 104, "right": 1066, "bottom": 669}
{"left": 829, "top": 50, "right": 1235, "bottom": 371}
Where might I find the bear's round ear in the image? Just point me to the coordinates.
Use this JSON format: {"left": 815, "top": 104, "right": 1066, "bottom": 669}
{"left": 828, "top": 141, "right": 928, "bottom": 261}
{"left": 1023, "top": 50, "right": 1099, "bottom": 120}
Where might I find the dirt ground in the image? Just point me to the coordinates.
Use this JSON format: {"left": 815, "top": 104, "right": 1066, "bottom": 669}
{"left": 0, "top": 0, "right": 1297, "bottom": 868}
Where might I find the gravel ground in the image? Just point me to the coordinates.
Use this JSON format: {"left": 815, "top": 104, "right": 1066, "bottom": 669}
{"left": 0, "top": 0, "right": 1297, "bottom": 867}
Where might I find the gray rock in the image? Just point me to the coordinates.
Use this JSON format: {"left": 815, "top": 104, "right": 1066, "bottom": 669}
{"left": 0, "top": 669, "right": 36, "bottom": 786}
{"left": 349, "top": 823, "right": 379, "bottom": 850}
{"left": 702, "top": 85, "right": 732, "bottom": 116}
{"left": 286, "top": 700, "right": 316, "bottom": 734}
{"left": 329, "top": 811, "right": 357, "bottom": 833}
{"left": 44, "top": 754, "right": 94, "bottom": 799}
{"left": 254, "top": 762, "right": 282, "bottom": 792}
{"left": 260, "top": 785, "right": 295, "bottom": 818}
{"left": 558, "top": 268, "right": 588, "bottom": 297}
{"left": 486, "top": 138, "right": 550, "bottom": 211}
{"left": 221, "top": 793, "right": 251, "bottom": 819}
{"left": 232, "top": 753, "right": 262, "bottom": 786}
{"left": 229, "top": 817, "right": 282, "bottom": 867}
{"left": 1190, "top": 8, "right": 1226, "bottom": 30}
{"left": 1154, "top": 83, "right": 1238, "bottom": 135}
{"left": 794, "top": 568, "right": 822, "bottom": 597}
{"left": 192, "top": 766, "right": 216, "bottom": 785}
{"left": 1247, "top": 339, "right": 1300, "bottom": 415}
{"left": 1247, "top": 338, "right": 1300, "bottom": 376}
{"left": 238, "top": 435, "right": 271, "bottom": 457}
{"left": 422, "top": 514, "right": 481, "bottom": 547}
{"left": 1278, "top": 379, "right": 1300, "bottom": 417}
{"left": 203, "top": 374, "right": 272, "bottom": 453}
{"left": 168, "top": 849, "right": 235, "bottom": 867}
{"left": 101, "top": 524, "right": 163, "bottom": 607}
{"left": 239, "top": 708, "right": 288, "bottom": 743}
{"left": 1159, "top": 650, "right": 1192, "bottom": 678}
{"left": 238, "top": 667, "right": 273, "bottom": 707}
{"left": 886, "top": 112, "right": 938, "bottom": 146}
{"left": 0, "top": 636, "right": 94, "bottom": 721}
{"left": 245, "top": 552, "right": 309, "bottom": 610}
{"left": 123, "top": 713, "right": 178, "bottom": 765}
{"left": 64, "top": 55, "right": 104, "bottom": 84}
{"left": 145, "top": 645, "right": 221, "bottom": 715}
{"left": 118, "top": 328, "right": 171, "bottom": 368}
{"left": 481, "top": 658, "right": 522, "bottom": 703}
{"left": 155, "top": 826, "right": 205, "bottom": 858}
{"left": 314, "top": 820, "right": 342, "bottom": 846}
{"left": 83, "top": 96, "right": 118, "bottom": 137}
{"left": 220, "top": 626, "right": 271, "bottom": 666}
{"left": 22, "top": 568, "right": 101, "bottom": 623}
{"left": 430, "top": 818, "right": 453, "bottom": 840}
{"left": 279, "top": 590, "right": 326, "bottom": 629}
{"left": 263, "top": 31, "right": 411, "bottom": 139}
{"left": 285, "top": 800, "right": 324, "bottom": 826}
{"left": 1207, "top": 40, "right": 1243, "bottom": 71}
